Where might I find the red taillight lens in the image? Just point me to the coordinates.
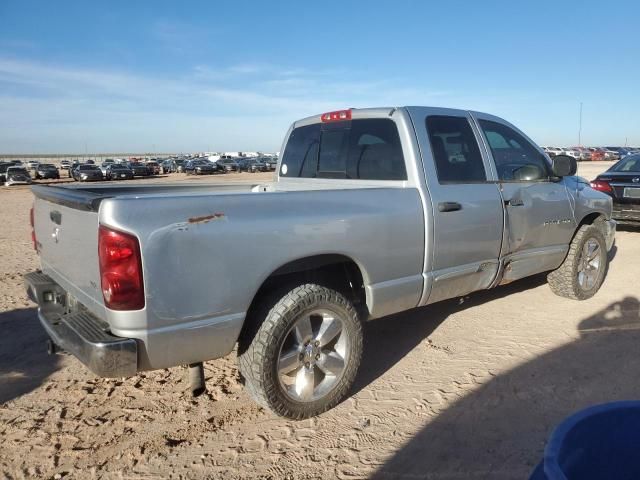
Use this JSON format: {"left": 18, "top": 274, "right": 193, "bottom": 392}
{"left": 320, "top": 109, "right": 352, "bottom": 122}
{"left": 30, "top": 206, "right": 37, "bottom": 250}
{"left": 98, "top": 225, "right": 144, "bottom": 310}
{"left": 590, "top": 180, "right": 613, "bottom": 193}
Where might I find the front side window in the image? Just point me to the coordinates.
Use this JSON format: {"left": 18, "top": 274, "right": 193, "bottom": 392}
{"left": 280, "top": 119, "right": 407, "bottom": 180}
{"left": 425, "top": 116, "right": 487, "bottom": 183}
{"left": 478, "top": 120, "right": 551, "bottom": 181}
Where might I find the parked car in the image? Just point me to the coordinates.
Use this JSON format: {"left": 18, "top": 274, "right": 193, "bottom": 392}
{"left": 4, "top": 166, "right": 32, "bottom": 186}
{"left": 105, "top": 164, "right": 134, "bottom": 181}
{"left": 161, "top": 159, "right": 176, "bottom": 174}
{"left": 128, "top": 163, "right": 151, "bottom": 177}
{"left": 263, "top": 157, "right": 278, "bottom": 170}
{"left": 591, "top": 154, "right": 640, "bottom": 224}
{"left": 589, "top": 148, "right": 606, "bottom": 161}
{"left": 145, "top": 161, "right": 161, "bottom": 175}
{"left": 26, "top": 106, "right": 616, "bottom": 419}
{"left": 0, "top": 162, "right": 13, "bottom": 184}
{"left": 0, "top": 162, "right": 11, "bottom": 183}
{"left": 60, "top": 160, "right": 71, "bottom": 170}
{"left": 71, "top": 164, "right": 104, "bottom": 182}
{"left": 607, "top": 147, "right": 632, "bottom": 159}
{"left": 572, "top": 147, "right": 592, "bottom": 161}
{"left": 27, "top": 160, "right": 40, "bottom": 169}
{"left": 562, "top": 148, "right": 581, "bottom": 160}
{"left": 99, "top": 159, "right": 115, "bottom": 173}
{"left": 544, "top": 147, "right": 564, "bottom": 157}
{"left": 184, "top": 159, "right": 218, "bottom": 175}
{"left": 602, "top": 148, "right": 620, "bottom": 161}
{"left": 237, "top": 157, "right": 269, "bottom": 172}
{"left": 34, "top": 164, "right": 60, "bottom": 180}
{"left": 217, "top": 158, "right": 240, "bottom": 172}
{"left": 85, "top": 159, "right": 95, "bottom": 165}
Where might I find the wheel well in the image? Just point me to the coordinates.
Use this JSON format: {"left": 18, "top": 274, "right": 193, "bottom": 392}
{"left": 578, "top": 212, "right": 605, "bottom": 229}
{"left": 240, "top": 255, "right": 367, "bottom": 343}
{"left": 576, "top": 212, "right": 608, "bottom": 241}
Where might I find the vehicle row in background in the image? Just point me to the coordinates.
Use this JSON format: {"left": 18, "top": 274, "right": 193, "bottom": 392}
{"left": 2, "top": 154, "right": 279, "bottom": 185}
{"left": 543, "top": 146, "right": 640, "bottom": 161}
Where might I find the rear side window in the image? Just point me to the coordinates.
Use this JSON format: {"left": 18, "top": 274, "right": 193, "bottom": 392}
{"left": 478, "top": 120, "right": 550, "bottom": 181}
{"left": 425, "top": 116, "right": 487, "bottom": 183}
{"left": 280, "top": 119, "right": 407, "bottom": 180}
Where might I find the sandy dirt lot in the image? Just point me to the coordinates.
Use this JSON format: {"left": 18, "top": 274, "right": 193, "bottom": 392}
{"left": 1, "top": 163, "right": 639, "bottom": 479}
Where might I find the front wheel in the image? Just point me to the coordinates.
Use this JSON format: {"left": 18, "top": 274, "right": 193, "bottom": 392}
{"left": 547, "top": 223, "right": 608, "bottom": 300}
{"left": 238, "top": 284, "right": 363, "bottom": 419}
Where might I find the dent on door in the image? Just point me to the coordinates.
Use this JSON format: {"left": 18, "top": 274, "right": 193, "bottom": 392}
{"left": 501, "top": 183, "right": 574, "bottom": 282}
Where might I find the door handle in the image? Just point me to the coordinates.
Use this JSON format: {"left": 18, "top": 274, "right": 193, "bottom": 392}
{"left": 438, "top": 201, "right": 462, "bottom": 212}
{"left": 505, "top": 199, "right": 524, "bottom": 207}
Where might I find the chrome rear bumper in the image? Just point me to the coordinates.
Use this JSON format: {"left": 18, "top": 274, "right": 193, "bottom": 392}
{"left": 24, "top": 271, "right": 138, "bottom": 377}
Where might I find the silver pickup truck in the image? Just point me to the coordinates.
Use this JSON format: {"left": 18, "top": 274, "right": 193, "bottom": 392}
{"left": 25, "top": 107, "right": 615, "bottom": 419}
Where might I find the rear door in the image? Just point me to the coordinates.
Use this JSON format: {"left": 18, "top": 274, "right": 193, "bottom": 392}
{"left": 471, "top": 113, "right": 576, "bottom": 281}
{"left": 409, "top": 108, "right": 505, "bottom": 304}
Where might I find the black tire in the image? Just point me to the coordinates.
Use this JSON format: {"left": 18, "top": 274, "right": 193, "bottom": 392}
{"left": 238, "top": 283, "right": 363, "bottom": 419}
{"left": 547, "top": 223, "right": 608, "bottom": 300}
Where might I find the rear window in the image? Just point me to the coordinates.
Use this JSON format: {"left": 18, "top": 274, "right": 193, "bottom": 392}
{"left": 280, "top": 119, "right": 407, "bottom": 180}
{"left": 611, "top": 155, "right": 640, "bottom": 172}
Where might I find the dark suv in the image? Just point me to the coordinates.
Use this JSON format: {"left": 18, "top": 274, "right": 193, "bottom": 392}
{"left": 35, "top": 164, "right": 61, "bottom": 180}
{"left": 72, "top": 164, "right": 104, "bottom": 182}
{"left": 184, "top": 159, "right": 219, "bottom": 175}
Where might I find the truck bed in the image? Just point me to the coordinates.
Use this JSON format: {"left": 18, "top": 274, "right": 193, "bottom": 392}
{"left": 32, "top": 182, "right": 267, "bottom": 212}
{"left": 31, "top": 181, "right": 425, "bottom": 370}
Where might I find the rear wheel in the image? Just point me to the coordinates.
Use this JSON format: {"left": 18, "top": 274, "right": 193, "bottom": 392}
{"left": 238, "top": 283, "right": 363, "bottom": 419}
{"left": 548, "top": 224, "right": 608, "bottom": 300}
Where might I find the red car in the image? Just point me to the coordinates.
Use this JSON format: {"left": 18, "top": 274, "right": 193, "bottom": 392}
{"left": 145, "top": 161, "right": 161, "bottom": 175}
{"left": 589, "top": 148, "right": 606, "bottom": 161}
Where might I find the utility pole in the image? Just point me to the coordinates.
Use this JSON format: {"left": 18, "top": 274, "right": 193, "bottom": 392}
{"left": 578, "top": 102, "right": 583, "bottom": 147}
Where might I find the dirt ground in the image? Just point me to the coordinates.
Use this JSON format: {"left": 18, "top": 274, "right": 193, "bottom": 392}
{"left": 1, "top": 163, "right": 639, "bottom": 479}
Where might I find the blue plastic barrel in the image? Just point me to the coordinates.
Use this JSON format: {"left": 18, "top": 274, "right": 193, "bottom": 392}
{"left": 531, "top": 401, "right": 640, "bottom": 479}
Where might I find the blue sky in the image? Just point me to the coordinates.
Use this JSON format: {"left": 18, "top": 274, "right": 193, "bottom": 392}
{"left": 0, "top": 0, "right": 638, "bottom": 153}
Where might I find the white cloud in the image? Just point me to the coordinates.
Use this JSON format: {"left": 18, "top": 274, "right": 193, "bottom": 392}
{"left": 0, "top": 57, "right": 459, "bottom": 152}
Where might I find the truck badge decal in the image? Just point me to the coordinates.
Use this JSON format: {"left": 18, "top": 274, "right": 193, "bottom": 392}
{"left": 543, "top": 219, "right": 572, "bottom": 226}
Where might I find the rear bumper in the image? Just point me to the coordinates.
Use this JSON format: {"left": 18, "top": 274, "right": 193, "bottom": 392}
{"left": 24, "top": 271, "right": 138, "bottom": 377}
{"left": 612, "top": 205, "right": 640, "bottom": 224}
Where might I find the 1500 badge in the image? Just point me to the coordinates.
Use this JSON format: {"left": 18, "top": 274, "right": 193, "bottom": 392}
{"left": 543, "top": 219, "right": 572, "bottom": 226}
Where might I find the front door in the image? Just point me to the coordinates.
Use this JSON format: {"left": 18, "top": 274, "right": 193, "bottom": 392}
{"left": 472, "top": 113, "right": 576, "bottom": 281}
{"left": 409, "top": 108, "right": 505, "bottom": 305}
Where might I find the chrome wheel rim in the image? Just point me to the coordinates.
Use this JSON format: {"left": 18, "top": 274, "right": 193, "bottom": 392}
{"left": 577, "top": 238, "right": 602, "bottom": 290}
{"left": 277, "top": 309, "right": 349, "bottom": 402}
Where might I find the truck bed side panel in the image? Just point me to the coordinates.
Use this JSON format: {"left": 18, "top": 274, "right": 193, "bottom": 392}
{"left": 100, "top": 187, "right": 424, "bottom": 368}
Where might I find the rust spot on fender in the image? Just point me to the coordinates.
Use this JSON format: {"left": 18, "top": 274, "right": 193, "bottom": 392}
{"left": 188, "top": 212, "right": 225, "bottom": 224}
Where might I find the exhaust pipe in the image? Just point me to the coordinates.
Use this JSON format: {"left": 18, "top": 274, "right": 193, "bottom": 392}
{"left": 188, "top": 362, "right": 206, "bottom": 397}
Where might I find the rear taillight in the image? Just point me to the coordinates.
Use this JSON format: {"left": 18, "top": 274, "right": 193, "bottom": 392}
{"left": 98, "top": 225, "right": 144, "bottom": 310}
{"left": 590, "top": 180, "right": 613, "bottom": 193}
{"left": 320, "top": 109, "right": 352, "bottom": 122}
{"left": 30, "top": 205, "right": 37, "bottom": 250}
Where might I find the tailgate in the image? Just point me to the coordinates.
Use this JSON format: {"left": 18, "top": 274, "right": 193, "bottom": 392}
{"left": 33, "top": 189, "right": 105, "bottom": 318}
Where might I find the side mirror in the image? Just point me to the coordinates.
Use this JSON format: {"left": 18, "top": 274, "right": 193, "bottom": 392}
{"left": 551, "top": 154, "right": 577, "bottom": 177}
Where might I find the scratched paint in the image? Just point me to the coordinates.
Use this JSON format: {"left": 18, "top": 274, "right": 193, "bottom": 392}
{"left": 187, "top": 213, "right": 226, "bottom": 224}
